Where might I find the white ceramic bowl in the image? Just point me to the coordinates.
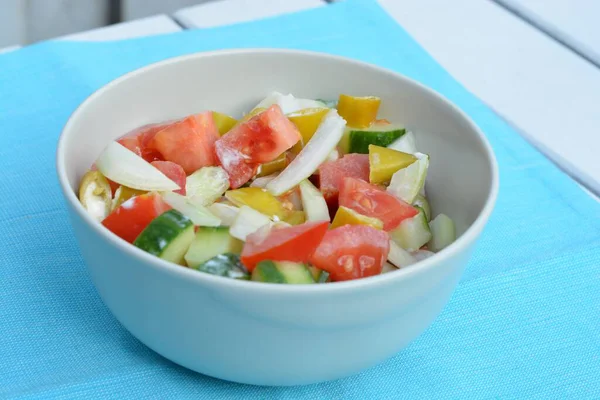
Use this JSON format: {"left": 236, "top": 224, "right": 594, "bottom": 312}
{"left": 56, "top": 49, "right": 498, "bottom": 386}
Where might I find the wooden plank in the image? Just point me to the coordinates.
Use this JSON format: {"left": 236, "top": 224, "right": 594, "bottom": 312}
{"left": 173, "top": 0, "right": 324, "bottom": 28}
{"left": 375, "top": 0, "right": 600, "bottom": 196}
{"left": 494, "top": 0, "right": 600, "bottom": 66}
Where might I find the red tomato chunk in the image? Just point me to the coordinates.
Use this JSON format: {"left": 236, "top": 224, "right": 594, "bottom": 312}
{"left": 151, "top": 161, "right": 186, "bottom": 195}
{"left": 102, "top": 193, "right": 171, "bottom": 243}
{"left": 339, "top": 177, "right": 417, "bottom": 231}
{"left": 149, "top": 111, "right": 219, "bottom": 175}
{"left": 310, "top": 225, "right": 390, "bottom": 281}
{"left": 215, "top": 105, "right": 301, "bottom": 188}
{"left": 241, "top": 221, "right": 329, "bottom": 271}
{"left": 319, "top": 154, "right": 369, "bottom": 210}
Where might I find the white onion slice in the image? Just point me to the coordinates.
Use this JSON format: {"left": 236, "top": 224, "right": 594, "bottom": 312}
{"left": 299, "top": 180, "right": 329, "bottom": 221}
{"left": 209, "top": 203, "right": 240, "bottom": 226}
{"left": 254, "top": 92, "right": 326, "bottom": 115}
{"left": 96, "top": 141, "right": 180, "bottom": 191}
{"left": 161, "top": 191, "right": 220, "bottom": 226}
{"left": 230, "top": 206, "right": 272, "bottom": 241}
{"left": 266, "top": 109, "right": 346, "bottom": 196}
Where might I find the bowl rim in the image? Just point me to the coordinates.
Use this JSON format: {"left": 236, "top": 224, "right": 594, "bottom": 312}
{"left": 56, "top": 48, "right": 499, "bottom": 294}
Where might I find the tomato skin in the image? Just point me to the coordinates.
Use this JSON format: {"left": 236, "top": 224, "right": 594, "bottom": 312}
{"left": 150, "top": 112, "right": 219, "bottom": 174}
{"left": 319, "top": 154, "right": 370, "bottom": 208}
{"left": 117, "top": 135, "right": 142, "bottom": 157}
{"left": 216, "top": 105, "right": 301, "bottom": 188}
{"left": 241, "top": 221, "right": 329, "bottom": 271}
{"left": 102, "top": 193, "right": 171, "bottom": 243}
{"left": 151, "top": 161, "right": 186, "bottom": 195}
{"left": 339, "top": 177, "right": 418, "bottom": 231}
{"left": 310, "top": 225, "right": 390, "bottom": 281}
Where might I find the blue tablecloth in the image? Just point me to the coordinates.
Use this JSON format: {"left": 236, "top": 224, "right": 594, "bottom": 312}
{"left": 1, "top": 0, "right": 599, "bottom": 398}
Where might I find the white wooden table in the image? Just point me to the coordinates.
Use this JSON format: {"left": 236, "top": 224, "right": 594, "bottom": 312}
{"left": 2, "top": 0, "right": 598, "bottom": 201}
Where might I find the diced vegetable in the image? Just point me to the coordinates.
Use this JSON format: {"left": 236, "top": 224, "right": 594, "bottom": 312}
{"left": 413, "top": 194, "right": 431, "bottom": 222}
{"left": 389, "top": 207, "right": 431, "bottom": 251}
{"left": 208, "top": 202, "right": 240, "bottom": 226}
{"left": 251, "top": 260, "right": 315, "bottom": 284}
{"left": 315, "top": 98, "right": 337, "bottom": 108}
{"left": 196, "top": 253, "right": 250, "bottom": 279}
{"left": 387, "top": 152, "right": 429, "bottom": 204}
{"left": 254, "top": 92, "right": 325, "bottom": 115}
{"left": 184, "top": 227, "right": 243, "bottom": 268}
{"left": 151, "top": 161, "right": 186, "bottom": 195}
{"left": 336, "top": 95, "right": 381, "bottom": 128}
{"left": 212, "top": 112, "right": 238, "bottom": 135}
{"left": 283, "top": 210, "right": 306, "bottom": 225}
{"left": 229, "top": 206, "right": 272, "bottom": 241}
{"left": 150, "top": 112, "right": 219, "bottom": 174}
{"left": 225, "top": 187, "right": 288, "bottom": 220}
{"left": 215, "top": 105, "right": 301, "bottom": 188}
{"left": 381, "top": 262, "right": 398, "bottom": 274}
{"left": 388, "top": 130, "right": 417, "bottom": 154}
{"left": 241, "top": 220, "right": 329, "bottom": 271}
{"left": 319, "top": 153, "right": 370, "bottom": 208}
{"left": 185, "top": 166, "right": 230, "bottom": 206}
{"left": 330, "top": 206, "right": 383, "bottom": 230}
{"left": 339, "top": 177, "right": 418, "bottom": 231}
{"left": 387, "top": 240, "right": 417, "bottom": 268}
{"left": 257, "top": 153, "right": 290, "bottom": 177}
{"left": 95, "top": 142, "right": 180, "bottom": 192}
{"left": 78, "top": 170, "right": 112, "bottom": 221}
{"left": 287, "top": 108, "right": 329, "bottom": 154}
{"left": 250, "top": 174, "right": 278, "bottom": 189}
{"left": 310, "top": 225, "right": 389, "bottom": 281}
{"left": 368, "top": 145, "right": 417, "bottom": 185}
{"left": 133, "top": 209, "right": 194, "bottom": 264}
{"left": 266, "top": 109, "right": 346, "bottom": 196}
{"left": 279, "top": 187, "right": 303, "bottom": 211}
{"left": 102, "top": 192, "right": 171, "bottom": 243}
{"left": 161, "top": 191, "right": 220, "bottom": 227}
{"left": 112, "top": 186, "right": 146, "bottom": 211}
{"left": 344, "top": 123, "right": 406, "bottom": 154}
{"left": 308, "top": 267, "right": 330, "bottom": 283}
{"left": 298, "top": 180, "right": 330, "bottom": 222}
{"left": 427, "top": 214, "right": 456, "bottom": 252}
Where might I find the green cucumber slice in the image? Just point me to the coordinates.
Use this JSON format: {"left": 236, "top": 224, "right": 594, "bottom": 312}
{"left": 346, "top": 124, "right": 406, "bottom": 154}
{"left": 412, "top": 194, "right": 431, "bottom": 222}
{"left": 389, "top": 207, "right": 432, "bottom": 252}
{"left": 308, "top": 266, "right": 331, "bottom": 283}
{"left": 197, "top": 253, "right": 249, "bottom": 280}
{"left": 315, "top": 99, "right": 337, "bottom": 108}
{"left": 184, "top": 227, "right": 243, "bottom": 268}
{"left": 387, "top": 152, "right": 429, "bottom": 204}
{"left": 388, "top": 131, "right": 417, "bottom": 154}
{"left": 251, "top": 260, "right": 315, "bottom": 284}
{"left": 134, "top": 210, "right": 194, "bottom": 264}
{"left": 427, "top": 214, "right": 456, "bottom": 252}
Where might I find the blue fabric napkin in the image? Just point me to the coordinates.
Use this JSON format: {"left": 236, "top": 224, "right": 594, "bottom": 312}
{"left": 1, "top": 0, "right": 599, "bottom": 398}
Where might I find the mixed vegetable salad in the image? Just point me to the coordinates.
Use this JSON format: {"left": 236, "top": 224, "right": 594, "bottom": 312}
{"left": 79, "top": 92, "right": 456, "bottom": 284}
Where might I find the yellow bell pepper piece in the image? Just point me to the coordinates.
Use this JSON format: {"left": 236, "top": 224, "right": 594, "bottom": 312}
{"left": 78, "top": 170, "right": 112, "bottom": 220}
{"left": 112, "top": 186, "right": 146, "bottom": 210}
{"left": 257, "top": 152, "right": 289, "bottom": 177}
{"left": 212, "top": 111, "right": 238, "bottom": 135}
{"left": 337, "top": 95, "right": 381, "bottom": 128}
{"left": 331, "top": 206, "right": 384, "bottom": 230}
{"left": 284, "top": 210, "right": 306, "bottom": 226}
{"left": 287, "top": 108, "right": 329, "bottom": 154}
{"left": 368, "top": 144, "right": 417, "bottom": 185}
{"left": 225, "top": 187, "right": 288, "bottom": 220}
